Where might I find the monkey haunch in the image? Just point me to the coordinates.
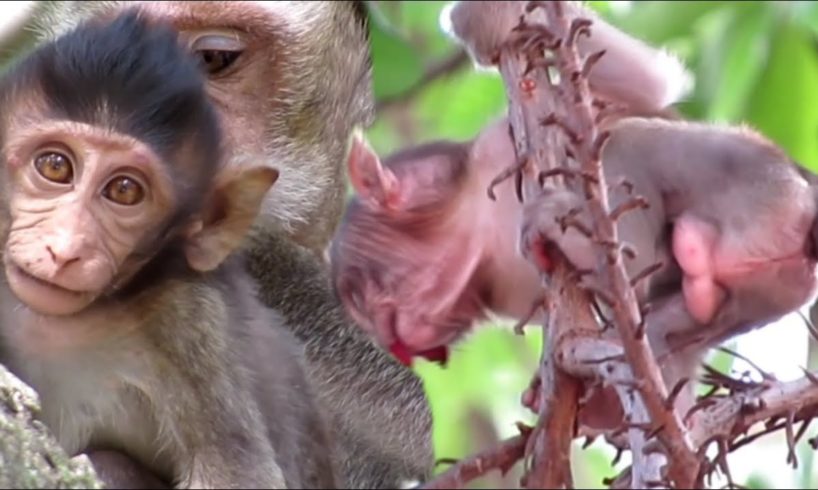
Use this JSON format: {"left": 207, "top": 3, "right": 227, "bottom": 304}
{"left": 331, "top": 115, "right": 818, "bottom": 427}
{"left": 0, "top": 11, "right": 337, "bottom": 489}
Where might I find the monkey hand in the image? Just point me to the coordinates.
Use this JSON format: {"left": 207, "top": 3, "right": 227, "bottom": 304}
{"left": 519, "top": 189, "right": 597, "bottom": 275}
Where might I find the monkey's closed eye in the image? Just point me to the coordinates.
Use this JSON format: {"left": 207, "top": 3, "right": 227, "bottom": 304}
{"left": 102, "top": 176, "right": 145, "bottom": 206}
{"left": 190, "top": 34, "right": 245, "bottom": 76}
{"left": 34, "top": 151, "right": 73, "bottom": 184}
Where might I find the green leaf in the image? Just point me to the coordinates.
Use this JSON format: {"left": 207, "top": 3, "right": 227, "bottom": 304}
{"left": 703, "top": 3, "right": 772, "bottom": 122}
{"left": 368, "top": 9, "right": 425, "bottom": 101}
{"left": 745, "top": 474, "right": 774, "bottom": 489}
{"left": 793, "top": 0, "right": 818, "bottom": 36}
{"left": 398, "top": 1, "right": 454, "bottom": 58}
{"left": 415, "top": 70, "right": 507, "bottom": 141}
{"left": 610, "top": 1, "right": 730, "bottom": 45}
{"left": 745, "top": 20, "right": 818, "bottom": 173}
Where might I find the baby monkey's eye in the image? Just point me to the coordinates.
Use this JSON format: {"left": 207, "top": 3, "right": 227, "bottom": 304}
{"left": 103, "top": 176, "right": 145, "bottom": 206}
{"left": 34, "top": 151, "right": 73, "bottom": 184}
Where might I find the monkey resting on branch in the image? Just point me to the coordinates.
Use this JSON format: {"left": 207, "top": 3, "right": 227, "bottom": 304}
{"left": 330, "top": 0, "right": 818, "bottom": 486}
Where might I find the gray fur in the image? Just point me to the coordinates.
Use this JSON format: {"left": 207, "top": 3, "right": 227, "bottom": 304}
{"left": 245, "top": 230, "right": 434, "bottom": 487}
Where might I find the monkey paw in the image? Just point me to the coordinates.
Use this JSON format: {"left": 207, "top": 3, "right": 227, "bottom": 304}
{"left": 519, "top": 190, "right": 596, "bottom": 273}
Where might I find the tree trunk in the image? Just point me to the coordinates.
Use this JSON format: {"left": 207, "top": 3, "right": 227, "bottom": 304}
{"left": 0, "top": 363, "right": 103, "bottom": 489}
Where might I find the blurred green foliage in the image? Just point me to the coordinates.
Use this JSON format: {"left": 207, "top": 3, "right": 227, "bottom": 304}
{"left": 363, "top": 1, "right": 818, "bottom": 487}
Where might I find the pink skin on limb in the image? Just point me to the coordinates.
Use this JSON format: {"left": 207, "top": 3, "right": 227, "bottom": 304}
{"left": 671, "top": 215, "right": 727, "bottom": 325}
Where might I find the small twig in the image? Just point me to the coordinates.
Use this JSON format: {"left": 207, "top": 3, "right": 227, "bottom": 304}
{"left": 715, "top": 346, "right": 776, "bottom": 382}
{"left": 689, "top": 375, "right": 818, "bottom": 452}
{"left": 513, "top": 296, "right": 549, "bottom": 335}
{"left": 538, "top": 167, "right": 599, "bottom": 187}
{"left": 376, "top": 49, "right": 470, "bottom": 112}
{"left": 418, "top": 428, "right": 532, "bottom": 490}
{"left": 665, "top": 378, "right": 690, "bottom": 411}
{"left": 487, "top": 154, "right": 530, "bottom": 202}
{"left": 630, "top": 261, "right": 664, "bottom": 289}
{"left": 801, "top": 367, "right": 818, "bottom": 385}
{"left": 716, "top": 437, "right": 735, "bottom": 490}
{"left": 785, "top": 410, "right": 798, "bottom": 469}
{"left": 797, "top": 310, "right": 818, "bottom": 341}
{"left": 609, "top": 196, "right": 650, "bottom": 222}
{"left": 522, "top": 264, "right": 585, "bottom": 489}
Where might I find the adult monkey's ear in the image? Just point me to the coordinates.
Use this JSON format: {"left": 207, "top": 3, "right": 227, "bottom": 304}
{"left": 184, "top": 166, "right": 278, "bottom": 272}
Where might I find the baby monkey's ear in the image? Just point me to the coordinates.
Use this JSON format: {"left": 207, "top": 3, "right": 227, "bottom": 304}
{"left": 347, "top": 134, "right": 404, "bottom": 212}
{"left": 184, "top": 165, "right": 278, "bottom": 272}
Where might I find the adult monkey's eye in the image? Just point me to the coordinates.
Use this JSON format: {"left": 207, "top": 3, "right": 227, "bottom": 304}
{"left": 189, "top": 33, "right": 246, "bottom": 76}
{"left": 34, "top": 151, "right": 74, "bottom": 184}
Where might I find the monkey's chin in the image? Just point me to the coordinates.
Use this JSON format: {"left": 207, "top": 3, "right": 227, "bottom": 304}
{"left": 5, "top": 263, "right": 95, "bottom": 316}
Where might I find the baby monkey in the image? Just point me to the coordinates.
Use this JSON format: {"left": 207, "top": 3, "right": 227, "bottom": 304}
{"left": 331, "top": 115, "right": 818, "bottom": 425}
{"left": 0, "top": 10, "right": 336, "bottom": 489}
{"left": 332, "top": 0, "right": 818, "bottom": 427}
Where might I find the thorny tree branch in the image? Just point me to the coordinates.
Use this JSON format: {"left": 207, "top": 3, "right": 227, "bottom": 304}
{"left": 417, "top": 1, "right": 818, "bottom": 488}
{"left": 492, "top": 1, "right": 699, "bottom": 487}
{"left": 521, "top": 3, "right": 701, "bottom": 488}
{"left": 520, "top": 264, "right": 588, "bottom": 489}
{"left": 494, "top": 7, "right": 595, "bottom": 490}
{"left": 419, "top": 425, "right": 532, "bottom": 490}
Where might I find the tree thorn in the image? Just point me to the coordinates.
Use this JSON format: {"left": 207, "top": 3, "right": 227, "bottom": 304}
{"left": 487, "top": 155, "right": 529, "bottom": 202}
{"left": 630, "top": 261, "right": 664, "bottom": 289}
{"left": 591, "top": 130, "right": 611, "bottom": 161}
{"left": 665, "top": 378, "right": 690, "bottom": 410}
{"left": 567, "top": 18, "right": 593, "bottom": 47}
{"left": 541, "top": 112, "right": 583, "bottom": 145}
{"left": 609, "top": 196, "right": 650, "bottom": 222}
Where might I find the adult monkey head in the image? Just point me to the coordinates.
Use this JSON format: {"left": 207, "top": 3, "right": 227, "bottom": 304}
{"left": 28, "top": 0, "right": 374, "bottom": 255}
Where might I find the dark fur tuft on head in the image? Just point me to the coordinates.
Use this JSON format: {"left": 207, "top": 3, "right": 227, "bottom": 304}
{"left": 8, "top": 8, "right": 220, "bottom": 178}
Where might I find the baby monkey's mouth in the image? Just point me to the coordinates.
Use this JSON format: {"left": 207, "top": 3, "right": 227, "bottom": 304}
{"left": 389, "top": 340, "right": 449, "bottom": 368}
{"left": 4, "top": 260, "right": 98, "bottom": 316}
{"left": 10, "top": 263, "right": 86, "bottom": 296}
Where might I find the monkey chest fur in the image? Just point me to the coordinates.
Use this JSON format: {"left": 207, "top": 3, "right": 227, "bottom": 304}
{"left": 0, "top": 294, "right": 174, "bottom": 478}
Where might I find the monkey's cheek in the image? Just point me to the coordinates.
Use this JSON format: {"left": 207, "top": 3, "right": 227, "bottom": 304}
{"left": 4, "top": 263, "right": 96, "bottom": 316}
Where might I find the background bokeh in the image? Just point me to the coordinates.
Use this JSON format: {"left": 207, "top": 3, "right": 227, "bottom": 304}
{"left": 362, "top": 1, "right": 818, "bottom": 487}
